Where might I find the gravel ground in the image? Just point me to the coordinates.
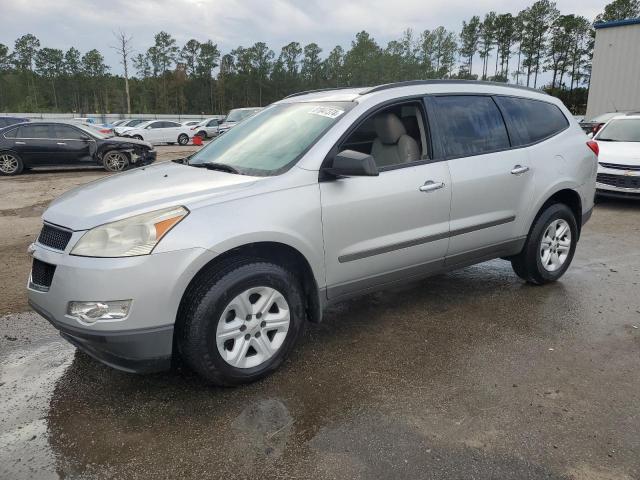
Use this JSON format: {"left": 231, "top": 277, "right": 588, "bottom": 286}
{"left": 1, "top": 160, "right": 639, "bottom": 479}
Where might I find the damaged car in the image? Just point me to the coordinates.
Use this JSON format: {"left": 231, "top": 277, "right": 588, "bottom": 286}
{"left": 0, "top": 121, "right": 156, "bottom": 175}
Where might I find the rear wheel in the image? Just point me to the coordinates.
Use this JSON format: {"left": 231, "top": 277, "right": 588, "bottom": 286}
{"left": 178, "top": 133, "right": 189, "bottom": 145}
{"left": 511, "top": 203, "right": 578, "bottom": 285}
{"left": 178, "top": 259, "right": 306, "bottom": 386}
{"left": 197, "top": 130, "right": 207, "bottom": 138}
{"left": 133, "top": 135, "right": 143, "bottom": 141}
{"left": 0, "top": 152, "right": 24, "bottom": 176}
{"left": 102, "top": 151, "right": 129, "bottom": 172}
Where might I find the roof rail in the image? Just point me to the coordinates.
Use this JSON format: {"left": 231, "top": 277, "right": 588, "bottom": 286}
{"left": 361, "top": 79, "right": 547, "bottom": 96}
{"left": 284, "top": 87, "right": 361, "bottom": 99}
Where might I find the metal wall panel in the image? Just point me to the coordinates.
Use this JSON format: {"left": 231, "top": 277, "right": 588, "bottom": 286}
{"left": 586, "top": 23, "right": 640, "bottom": 119}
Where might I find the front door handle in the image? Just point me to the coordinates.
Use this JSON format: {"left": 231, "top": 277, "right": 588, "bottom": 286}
{"left": 15, "top": 141, "right": 26, "bottom": 145}
{"left": 419, "top": 180, "right": 445, "bottom": 193}
{"left": 511, "top": 165, "right": 530, "bottom": 175}
{"left": 57, "top": 142, "right": 67, "bottom": 145}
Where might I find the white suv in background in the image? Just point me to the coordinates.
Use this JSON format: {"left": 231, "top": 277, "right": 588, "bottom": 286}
{"left": 122, "top": 120, "right": 193, "bottom": 145}
{"left": 28, "top": 81, "right": 597, "bottom": 386}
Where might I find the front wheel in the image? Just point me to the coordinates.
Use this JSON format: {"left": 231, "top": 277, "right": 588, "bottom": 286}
{"left": 102, "top": 151, "right": 129, "bottom": 172}
{"left": 511, "top": 203, "right": 578, "bottom": 285}
{"left": 178, "top": 260, "right": 306, "bottom": 386}
{"left": 132, "top": 135, "right": 143, "bottom": 141}
{"left": 178, "top": 134, "right": 189, "bottom": 145}
{"left": 0, "top": 152, "right": 23, "bottom": 176}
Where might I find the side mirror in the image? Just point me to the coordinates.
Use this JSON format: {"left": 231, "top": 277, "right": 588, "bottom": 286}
{"left": 324, "top": 149, "right": 379, "bottom": 178}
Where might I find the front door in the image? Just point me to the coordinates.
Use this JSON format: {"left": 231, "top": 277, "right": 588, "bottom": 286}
{"left": 320, "top": 100, "right": 451, "bottom": 301}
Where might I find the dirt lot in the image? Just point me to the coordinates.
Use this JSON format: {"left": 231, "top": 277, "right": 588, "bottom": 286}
{"left": 1, "top": 160, "right": 640, "bottom": 479}
{"left": 0, "top": 145, "right": 201, "bottom": 315}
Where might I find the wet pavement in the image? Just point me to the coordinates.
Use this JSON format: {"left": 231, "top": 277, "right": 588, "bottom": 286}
{"left": 1, "top": 198, "right": 640, "bottom": 479}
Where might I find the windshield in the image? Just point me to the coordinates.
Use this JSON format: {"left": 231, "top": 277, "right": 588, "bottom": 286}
{"left": 75, "top": 123, "right": 110, "bottom": 139}
{"left": 596, "top": 119, "right": 640, "bottom": 142}
{"left": 188, "top": 102, "right": 354, "bottom": 175}
{"left": 226, "top": 109, "right": 261, "bottom": 123}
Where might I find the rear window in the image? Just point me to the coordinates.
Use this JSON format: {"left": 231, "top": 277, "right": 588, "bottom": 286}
{"left": 430, "top": 95, "right": 510, "bottom": 158}
{"left": 18, "top": 124, "right": 51, "bottom": 139}
{"left": 494, "top": 96, "right": 568, "bottom": 146}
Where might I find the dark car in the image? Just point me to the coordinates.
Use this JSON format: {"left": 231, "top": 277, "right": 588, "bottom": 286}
{"left": 0, "top": 121, "right": 156, "bottom": 175}
{"left": 0, "top": 116, "right": 29, "bottom": 129}
{"left": 579, "top": 112, "right": 629, "bottom": 135}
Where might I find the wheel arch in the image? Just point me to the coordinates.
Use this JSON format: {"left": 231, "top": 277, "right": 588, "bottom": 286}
{"left": 531, "top": 187, "right": 583, "bottom": 237}
{"left": 176, "top": 241, "right": 323, "bottom": 329}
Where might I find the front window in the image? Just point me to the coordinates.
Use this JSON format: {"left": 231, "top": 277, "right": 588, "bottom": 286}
{"left": 188, "top": 102, "right": 354, "bottom": 175}
{"left": 596, "top": 119, "right": 640, "bottom": 142}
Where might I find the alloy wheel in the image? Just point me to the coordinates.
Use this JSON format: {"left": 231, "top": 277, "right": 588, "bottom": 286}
{"left": 215, "top": 286, "right": 290, "bottom": 369}
{"left": 540, "top": 218, "right": 572, "bottom": 272}
{"left": 0, "top": 153, "right": 19, "bottom": 174}
{"left": 104, "top": 152, "right": 126, "bottom": 171}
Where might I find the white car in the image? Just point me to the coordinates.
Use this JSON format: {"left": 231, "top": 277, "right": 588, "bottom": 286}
{"left": 114, "top": 119, "right": 152, "bottom": 136}
{"left": 123, "top": 120, "right": 193, "bottom": 146}
{"left": 192, "top": 117, "right": 222, "bottom": 138}
{"left": 594, "top": 114, "right": 640, "bottom": 199}
{"left": 182, "top": 120, "right": 200, "bottom": 127}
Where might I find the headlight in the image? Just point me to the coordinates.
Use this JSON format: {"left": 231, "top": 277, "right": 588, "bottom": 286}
{"left": 71, "top": 206, "right": 188, "bottom": 257}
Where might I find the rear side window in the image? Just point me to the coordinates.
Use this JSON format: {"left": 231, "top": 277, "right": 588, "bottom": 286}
{"left": 18, "top": 125, "right": 51, "bottom": 138}
{"left": 3, "top": 127, "right": 17, "bottom": 138}
{"left": 494, "top": 96, "right": 568, "bottom": 146}
{"left": 430, "top": 96, "right": 510, "bottom": 158}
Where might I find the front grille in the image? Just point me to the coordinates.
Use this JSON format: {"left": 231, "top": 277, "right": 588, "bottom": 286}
{"left": 597, "top": 173, "right": 640, "bottom": 189}
{"left": 31, "top": 258, "right": 56, "bottom": 290}
{"left": 599, "top": 162, "right": 640, "bottom": 171}
{"left": 38, "top": 224, "right": 72, "bottom": 251}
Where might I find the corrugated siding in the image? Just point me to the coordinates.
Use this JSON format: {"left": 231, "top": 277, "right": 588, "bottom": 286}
{"left": 586, "top": 23, "right": 640, "bottom": 118}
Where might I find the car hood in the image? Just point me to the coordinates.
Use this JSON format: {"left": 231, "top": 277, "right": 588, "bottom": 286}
{"left": 43, "top": 162, "right": 261, "bottom": 230}
{"left": 218, "top": 122, "right": 236, "bottom": 129}
{"left": 596, "top": 141, "right": 640, "bottom": 166}
{"left": 105, "top": 137, "right": 153, "bottom": 149}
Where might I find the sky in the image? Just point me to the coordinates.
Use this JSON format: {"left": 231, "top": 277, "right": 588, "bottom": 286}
{"left": 1, "top": 0, "right": 609, "bottom": 76}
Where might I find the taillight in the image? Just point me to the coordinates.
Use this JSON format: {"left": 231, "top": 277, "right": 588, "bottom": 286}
{"left": 586, "top": 140, "right": 599, "bottom": 156}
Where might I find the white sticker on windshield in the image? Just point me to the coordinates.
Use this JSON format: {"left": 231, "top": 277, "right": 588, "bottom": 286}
{"left": 308, "top": 106, "right": 344, "bottom": 119}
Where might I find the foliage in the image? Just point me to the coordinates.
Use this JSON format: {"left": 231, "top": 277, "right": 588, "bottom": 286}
{"left": 0, "top": 0, "right": 631, "bottom": 115}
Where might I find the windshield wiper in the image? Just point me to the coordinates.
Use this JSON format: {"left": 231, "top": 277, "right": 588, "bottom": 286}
{"left": 191, "top": 162, "right": 240, "bottom": 174}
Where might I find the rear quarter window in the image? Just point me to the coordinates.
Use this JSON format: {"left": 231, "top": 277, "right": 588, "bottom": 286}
{"left": 494, "top": 96, "right": 569, "bottom": 146}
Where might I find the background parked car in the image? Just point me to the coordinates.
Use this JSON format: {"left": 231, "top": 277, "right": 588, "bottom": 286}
{"left": 121, "top": 120, "right": 193, "bottom": 145}
{"left": 182, "top": 120, "right": 200, "bottom": 127}
{"left": 580, "top": 111, "right": 629, "bottom": 134}
{"left": 0, "top": 116, "right": 29, "bottom": 129}
{"left": 594, "top": 114, "right": 640, "bottom": 199}
{"left": 217, "top": 107, "right": 262, "bottom": 134}
{"left": 192, "top": 117, "right": 222, "bottom": 138}
{"left": 0, "top": 121, "right": 156, "bottom": 175}
{"left": 114, "top": 119, "right": 152, "bottom": 136}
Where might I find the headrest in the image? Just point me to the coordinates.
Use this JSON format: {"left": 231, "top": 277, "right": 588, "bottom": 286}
{"left": 374, "top": 113, "right": 406, "bottom": 145}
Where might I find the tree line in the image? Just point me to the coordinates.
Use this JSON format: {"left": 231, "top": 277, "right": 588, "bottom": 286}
{"left": 0, "top": 0, "right": 638, "bottom": 116}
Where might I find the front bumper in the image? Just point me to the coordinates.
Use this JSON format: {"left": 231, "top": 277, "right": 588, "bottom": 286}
{"left": 596, "top": 168, "right": 640, "bottom": 198}
{"left": 30, "top": 300, "right": 173, "bottom": 373}
{"left": 27, "top": 242, "right": 212, "bottom": 373}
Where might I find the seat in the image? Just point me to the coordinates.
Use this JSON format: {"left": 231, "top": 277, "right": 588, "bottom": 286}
{"left": 371, "top": 113, "right": 420, "bottom": 167}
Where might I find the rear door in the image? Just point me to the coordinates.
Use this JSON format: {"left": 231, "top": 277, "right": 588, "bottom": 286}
{"left": 144, "top": 121, "right": 164, "bottom": 143}
{"left": 12, "top": 124, "right": 56, "bottom": 165}
{"left": 426, "top": 95, "right": 536, "bottom": 261}
{"left": 164, "top": 121, "right": 183, "bottom": 142}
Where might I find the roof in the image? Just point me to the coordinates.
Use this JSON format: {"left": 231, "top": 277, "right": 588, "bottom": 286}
{"left": 282, "top": 80, "right": 547, "bottom": 103}
{"left": 594, "top": 17, "right": 640, "bottom": 29}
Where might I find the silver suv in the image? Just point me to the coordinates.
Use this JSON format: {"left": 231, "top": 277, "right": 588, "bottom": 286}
{"left": 27, "top": 81, "right": 597, "bottom": 385}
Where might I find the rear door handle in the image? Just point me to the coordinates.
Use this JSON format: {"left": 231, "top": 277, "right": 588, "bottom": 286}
{"left": 419, "top": 180, "right": 445, "bottom": 193}
{"left": 15, "top": 141, "right": 26, "bottom": 145}
{"left": 57, "top": 142, "right": 67, "bottom": 145}
{"left": 511, "top": 165, "right": 530, "bottom": 175}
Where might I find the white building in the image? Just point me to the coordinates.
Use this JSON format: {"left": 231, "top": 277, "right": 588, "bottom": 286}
{"left": 586, "top": 18, "right": 640, "bottom": 119}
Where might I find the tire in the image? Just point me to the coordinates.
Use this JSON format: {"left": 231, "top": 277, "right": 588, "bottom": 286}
{"left": 178, "top": 133, "right": 189, "bottom": 146}
{"left": 102, "top": 150, "right": 129, "bottom": 172}
{"left": 0, "top": 151, "right": 24, "bottom": 176}
{"left": 178, "top": 259, "right": 306, "bottom": 386}
{"left": 511, "top": 203, "right": 578, "bottom": 285}
{"left": 197, "top": 130, "right": 207, "bottom": 139}
{"left": 133, "top": 135, "right": 143, "bottom": 141}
